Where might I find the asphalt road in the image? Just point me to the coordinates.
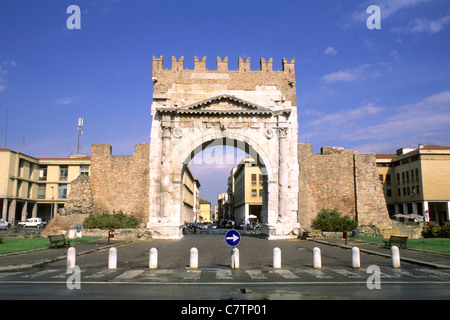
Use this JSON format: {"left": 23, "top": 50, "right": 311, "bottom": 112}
{"left": 1, "top": 234, "right": 449, "bottom": 304}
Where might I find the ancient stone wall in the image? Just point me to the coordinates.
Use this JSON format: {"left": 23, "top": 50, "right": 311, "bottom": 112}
{"left": 90, "top": 143, "right": 149, "bottom": 222}
{"left": 298, "top": 143, "right": 390, "bottom": 230}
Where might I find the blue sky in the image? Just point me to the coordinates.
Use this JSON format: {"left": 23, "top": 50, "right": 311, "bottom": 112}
{"left": 1, "top": 0, "right": 450, "bottom": 206}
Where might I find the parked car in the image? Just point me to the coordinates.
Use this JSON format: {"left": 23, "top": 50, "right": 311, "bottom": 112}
{"left": 0, "top": 219, "right": 8, "bottom": 230}
{"left": 17, "top": 218, "right": 47, "bottom": 228}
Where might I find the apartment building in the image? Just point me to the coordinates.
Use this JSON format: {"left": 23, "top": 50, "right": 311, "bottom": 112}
{"left": 376, "top": 144, "right": 450, "bottom": 225}
{"left": 233, "top": 157, "right": 264, "bottom": 224}
{"left": 0, "top": 148, "right": 90, "bottom": 224}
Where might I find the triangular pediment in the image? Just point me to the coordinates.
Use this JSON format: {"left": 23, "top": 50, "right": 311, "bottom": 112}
{"left": 180, "top": 94, "right": 271, "bottom": 113}
{"left": 157, "top": 94, "right": 274, "bottom": 115}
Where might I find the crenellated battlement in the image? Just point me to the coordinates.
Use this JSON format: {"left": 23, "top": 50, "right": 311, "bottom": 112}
{"left": 152, "top": 55, "right": 295, "bottom": 73}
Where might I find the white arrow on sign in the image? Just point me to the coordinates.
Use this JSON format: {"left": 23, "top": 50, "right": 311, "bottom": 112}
{"left": 226, "top": 234, "right": 239, "bottom": 243}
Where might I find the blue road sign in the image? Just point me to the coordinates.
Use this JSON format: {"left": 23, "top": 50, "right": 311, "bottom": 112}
{"left": 225, "top": 229, "right": 241, "bottom": 247}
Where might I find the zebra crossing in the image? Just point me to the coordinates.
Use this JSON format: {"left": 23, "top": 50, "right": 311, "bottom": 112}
{"left": 0, "top": 266, "right": 449, "bottom": 284}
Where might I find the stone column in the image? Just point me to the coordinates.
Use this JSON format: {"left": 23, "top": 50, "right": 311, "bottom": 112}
{"left": 160, "top": 123, "right": 172, "bottom": 219}
{"left": 1, "top": 199, "right": 7, "bottom": 220}
{"left": 21, "top": 201, "right": 28, "bottom": 221}
{"left": 278, "top": 126, "right": 288, "bottom": 221}
{"left": 31, "top": 202, "right": 37, "bottom": 218}
{"left": 8, "top": 200, "right": 16, "bottom": 224}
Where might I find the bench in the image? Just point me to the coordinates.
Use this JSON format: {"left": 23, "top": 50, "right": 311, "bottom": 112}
{"left": 384, "top": 235, "right": 408, "bottom": 249}
{"left": 48, "top": 234, "right": 72, "bottom": 248}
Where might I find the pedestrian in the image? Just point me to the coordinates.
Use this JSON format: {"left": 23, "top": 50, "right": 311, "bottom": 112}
{"left": 193, "top": 220, "right": 198, "bottom": 234}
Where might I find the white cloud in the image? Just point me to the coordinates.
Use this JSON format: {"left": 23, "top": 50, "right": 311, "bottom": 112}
{"left": 322, "top": 64, "right": 373, "bottom": 83}
{"left": 409, "top": 16, "right": 450, "bottom": 33}
{"left": 324, "top": 47, "right": 337, "bottom": 56}
{"left": 56, "top": 97, "right": 76, "bottom": 105}
{"left": 343, "top": 90, "right": 450, "bottom": 142}
{"left": 309, "top": 103, "right": 384, "bottom": 127}
{"left": 0, "top": 60, "right": 16, "bottom": 93}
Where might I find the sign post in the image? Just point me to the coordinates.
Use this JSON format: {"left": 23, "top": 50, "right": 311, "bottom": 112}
{"left": 225, "top": 229, "right": 241, "bottom": 269}
{"left": 225, "top": 229, "right": 241, "bottom": 247}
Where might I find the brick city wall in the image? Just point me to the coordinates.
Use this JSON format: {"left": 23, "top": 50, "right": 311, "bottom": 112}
{"left": 90, "top": 143, "right": 149, "bottom": 222}
{"left": 298, "top": 143, "right": 390, "bottom": 229}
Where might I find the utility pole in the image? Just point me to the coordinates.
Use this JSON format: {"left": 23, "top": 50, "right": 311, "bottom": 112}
{"left": 77, "top": 117, "right": 83, "bottom": 154}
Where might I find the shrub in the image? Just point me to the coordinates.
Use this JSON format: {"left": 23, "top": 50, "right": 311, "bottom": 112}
{"left": 311, "top": 208, "right": 358, "bottom": 232}
{"left": 83, "top": 210, "right": 142, "bottom": 230}
{"left": 422, "top": 222, "right": 450, "bottom": 238}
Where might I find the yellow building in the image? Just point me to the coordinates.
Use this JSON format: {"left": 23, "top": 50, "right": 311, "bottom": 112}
{"left": 198, "top": 198, "right": 211, "bottom": 222}
{"left": 377, "top": 144, "right": 450, "bottom": 224}
{"left": 0, "top": 148, "right": 90, "bottom": 224}
{"left": 181, "top": 164, "right": 200, "bottom": 223}
{"left": 233, "top": 157, "right": 264, "bottom": 224}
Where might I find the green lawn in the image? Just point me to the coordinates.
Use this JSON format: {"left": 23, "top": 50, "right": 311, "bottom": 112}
{"left": 357, "top": 236, "right": 450, "bottom": 254}
{"left": 0, "top": 237, "right": 100, "bottom": 255}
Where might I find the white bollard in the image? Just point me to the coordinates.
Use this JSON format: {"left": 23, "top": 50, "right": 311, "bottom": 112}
{"left": 67, "top": 247, "right": 76, "bottom": 268}
{"left": 313, "top": 247, "right": 321, "bottom": 269}
{"left": 108, "top": 247, "right": 117, "bottom": 269}
{"left": 231, "top": 248, "right": 239, "bottom": 269}
{"left": 273, "top": 247, "right": 281, "bottom": 269}
{"left": 149, "top": 248, "right": 158, "bottom": 269}
{"left": 190, "top": 247, "right": 198, "bottom": 269}
{"left": 391, "top": 246, "right": 401, "bottom": 268}
{"left": 352, "top": 247, "right": 360, "bottom": 269}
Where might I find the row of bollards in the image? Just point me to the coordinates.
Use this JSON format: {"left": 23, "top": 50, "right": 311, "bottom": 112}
{"left": 67, "top": 245, "right": 402, "bottom": 269}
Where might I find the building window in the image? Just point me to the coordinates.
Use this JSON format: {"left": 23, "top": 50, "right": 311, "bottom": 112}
{"left": 385, "top": 174, "right": 391, "bottom": 187}
{"left": 80, "top": 165, "right": 89, "bottom": 176}
{"left": 251, "top": 189, "right": 257, "bottom": 197}
{"left": 386, "top": 189, "right": 392, "bottom": 197}
{"left": 39, "top": 166, "right": 48, "bottom": 181}
{"left": 59, "top": 166, "right": 68, "bottom": 181}
{"left": 58, "top": 184, "right": 67, "bottom": 199}
{"left": 398, "top": 188, "right": 401, "bottom": 197}
{"left": 38, "top": 184, "right": 46, "bottom": 199}
{"left": 251, "top": 174, "right": 257, "bottom": 186}
{"left": 259, "top": 189, "right": 263, "bottom": 197}
{"left": 416, "top": 185, "right": 420, "bottom": 194}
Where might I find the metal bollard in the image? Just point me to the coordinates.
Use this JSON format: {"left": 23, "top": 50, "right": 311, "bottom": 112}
{"left": 352, "top": 247, "right": 360, "bottom": 269}
{"left": 273, "top": 247, "right": 281, "bottom": 269}
{"left": 67, "top": 247, "right": 76, "bottom": 268}
{"left": 313, "top": 247, "right": 321, "bottom": 269}
{"left": 391, "top": 246, "right": 400, "bottom": 268}
{"left": 149, "top": 248, "right": 158, "bottom": 269}
{"left": 190, "top": 247, "right": 198, "bottom": 269}
{"left": 231, "top": 247, "right": 239, "bottom": 269}
{"left": 108, "top": 247, "right": 117, "bottom": 269}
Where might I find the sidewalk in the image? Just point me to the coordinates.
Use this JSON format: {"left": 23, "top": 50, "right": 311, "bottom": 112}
{"left": 0, "top": 239, "right": 131, "bottom": 272}
{"left": 311, "top": 238, "right": 450, "bottom": 269}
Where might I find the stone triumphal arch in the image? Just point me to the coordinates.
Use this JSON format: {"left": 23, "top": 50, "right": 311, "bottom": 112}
{"left": 147, "top": 56, "right": 300, "bottom": 239}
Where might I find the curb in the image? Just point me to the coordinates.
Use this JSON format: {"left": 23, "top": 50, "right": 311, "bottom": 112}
{"left": 0, "top": 241, "right": 133, "bottom": 272}
{"left": 309, "top": 239, "right": 450, "bottom": 269}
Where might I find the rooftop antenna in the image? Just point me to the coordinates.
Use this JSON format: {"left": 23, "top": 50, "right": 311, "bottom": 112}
{"left": 77, "top": 117, "right": 84, "bottom": 154}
